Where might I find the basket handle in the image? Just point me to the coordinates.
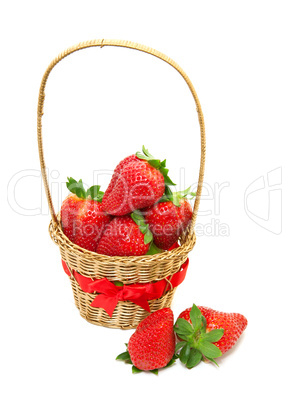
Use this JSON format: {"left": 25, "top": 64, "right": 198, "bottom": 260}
{"left": 37, "top": 39, "right": 206, "bottom": 229}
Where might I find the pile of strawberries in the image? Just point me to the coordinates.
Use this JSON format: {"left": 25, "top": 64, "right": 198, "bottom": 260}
{"left": 61, "top": 146, "right": 195, "bottom": 255}
{"left": 60, "top": 146, "right": 248, "bottom": 374}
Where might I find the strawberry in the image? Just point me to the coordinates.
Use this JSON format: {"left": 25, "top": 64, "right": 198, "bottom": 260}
{"left": 102, "top": 154, "right": 139, "bottom": 200}
{"left": 102, "top": 146, "right": 175, "bottom": 216}
{"left": 144, "top": 187, "right": 195, "bottom": 250}
{"left": 60, "top": 193, "right": 83, "bottom": 242}
{"left": 60, "top": 178, "right": 111, "bottom": 252}
{"left": 197, "top": 306, "right": 247, "bottom": 354}
{"left": 174, "top": 304, "right": 248, "bottom": 368}
{"left": 117, "top": 308, "right": 176, "bottom": 373}
{"left": 95, "top": 211, "right": 153, "bottom": 256}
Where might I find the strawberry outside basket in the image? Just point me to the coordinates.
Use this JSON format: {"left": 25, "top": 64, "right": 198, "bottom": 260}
{"left": 37, "top": 39, "right": 206, "bottom": 329}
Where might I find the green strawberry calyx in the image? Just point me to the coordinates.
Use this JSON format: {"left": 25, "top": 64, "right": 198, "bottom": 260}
{"left": 160, "top": 185, "right": 196, "bottom": 207}
{"left": 174, "top": 304, "right": 224, "bottom": 369}
{"left": 146, "top": 242, "right": 164, "bottom": 255}
{"left": 66, "top": 177, "right": 104, "bottom": 202}
{"left": 136, "top": 146, "right": 176, "bottom": 186}
{"left": 131, "top": 210, "right": 153, "bottom": 245}
{"left": 116, "top": 344, "right": 177, "bottom": 375}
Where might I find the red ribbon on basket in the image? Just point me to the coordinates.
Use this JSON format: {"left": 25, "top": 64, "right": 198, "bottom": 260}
{"left": 61, "top": 244, "right": 189, "bottom": 317}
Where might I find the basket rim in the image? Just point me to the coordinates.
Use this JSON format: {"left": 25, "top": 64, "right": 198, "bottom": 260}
{"left": 49, "top": 217, "right": 196, "bottom": 264}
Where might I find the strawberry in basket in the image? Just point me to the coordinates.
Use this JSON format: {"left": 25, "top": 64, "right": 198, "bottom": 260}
{"left": 144, "top": 186, "right": 196, "bottom": 250}
{"left": 61, "top": 178, "right": 111, "bottom": 252}
{"left": 102, "top": 146, "right": 175, "bottom": 216}
{"left": 96, "top": 210, "right": 153, "bottom": 256}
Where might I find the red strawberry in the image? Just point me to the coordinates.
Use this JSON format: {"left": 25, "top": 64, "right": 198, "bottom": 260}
{"left": 117, "top": 308, "right": 176, "bottom": 372}
{"left": 95, "top": 211, "right": 153, "bottom": 256}
{"left": 144, "top": 187, "right": 195, "bottom": 250}
{"left": 102, "top": 154, "right": 139, "bottom": 202}
{"left": 60, "top": 193, "right": 83, "bottom": 242}
{"left": 102, "top": 146, "right": 175, "bottom": 216}
{"left": 175, "top": 304, "right": 247, "bottom": 368}
{"left": 60, "top": 178, "right": 111, "bottom": 252}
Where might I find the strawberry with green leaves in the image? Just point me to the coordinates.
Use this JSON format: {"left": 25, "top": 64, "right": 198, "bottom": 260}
{"left": 102, "top": 146, "right": 175, "bottom": 216}
{"left": 144, "top": 186, "right": 195, "bottom": 250}
{"left": 95, "top": 210, "right": 153, "bottom": 256}
{"left": 117, "top": 308, "right": 176, "bottom": 374}
{"left": 60, "top": 178, "right": 111, "bottom": 252}
{"left": 174, "top": 304, "right": 248, "bottom": 368}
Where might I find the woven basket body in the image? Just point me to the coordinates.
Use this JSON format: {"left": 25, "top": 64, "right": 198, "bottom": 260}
{"left": 71, "top": 278, "right": 176, "bottom": 329}
{"left": 38, "top": 40, "right": 206, "bottom": 329}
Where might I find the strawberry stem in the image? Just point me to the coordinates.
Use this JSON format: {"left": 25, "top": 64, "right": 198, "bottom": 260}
{"left": 136, "top": 146, "right": 176, "bottom": 186}
{"left": 174, "top": 304, "right": 224, "bottom": 369}
{"left": 160, "top": 185, "right": 196, "bottom": 207}
{"left": 131, "top": 210, "right": 153, "bottom": 245}
{"left": 66, "top": 177, "right": 104, "bottom": 201}
{"left": 146, "top": 242, "right": 163, "bottom": 255}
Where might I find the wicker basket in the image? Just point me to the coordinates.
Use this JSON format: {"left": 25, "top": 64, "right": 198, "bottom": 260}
{"left": 37, "top": 39, "right": 206, "bottom": 329}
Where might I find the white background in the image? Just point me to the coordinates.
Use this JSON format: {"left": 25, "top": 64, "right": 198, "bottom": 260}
{"left": 1, "top": 1, "right": 288, "bottom": 401}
